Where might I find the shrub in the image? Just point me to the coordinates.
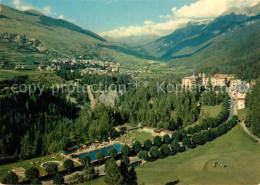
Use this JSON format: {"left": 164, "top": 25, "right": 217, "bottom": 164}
{"left": 172, "top": 132, "right": 181, "bottom": 141}
{"left": 26, "top": 167, "right": 39, "bottom": 181}
{"left": 160, "top": 144, "right": 170, "bottom": 156}
{"left": 121, "top": 145, "right": 131, "bottom": 156}
{"left": 137, "top": 150, "right": 148, "bottom": 161}
{"left": 180, "top": 130, "right": 187, "bottom": 138}
{"left": 149, "top": 146, "right": 160, "bottom": 159}
{"left": 53, "top": 173, "right": 64, "bottom": 185}
{"left": 194, "top": 125, "right": 201, "bottom": 133}
{"left": 201, "top": 122, "right": 208, "bottom": 130}
{"left": 121, "top": 155, "right": 130, "bottom": 165}
{"left": 31, "top": 178, "right": 42, "bottom": 185}
{"left": 133, "top": 141, "right": 142, "bottom": 153}
{"left": 2, "top": 171, "right": 18, "bottom": 184}
{"left": 45, "top": 163, "right": 58, "bottom": 175}
{"left": 95, "top": 151, "right": 105, "bottom": 164}
{"left": 63, "top": 159, "right": 74, "bottom": 174}
{"left": 182, "top": 137, "right": 191, "bottom": 147}
{"left": 144, "top": 139, "right": 152, "bottom": 150}
{"left": 187, "top": 127, "right": 195, "bottom": 135}
{"left": 170, "top": 140, "right": 180, "bottom": 151}
{"left": 153, "top": 136, "right": 162, "bottom": 147}
{"left": 108, "top": 148, "right": 118, "bottom": 158}
{"left": 81, "top": 155, "right": 91, "bottom": 166}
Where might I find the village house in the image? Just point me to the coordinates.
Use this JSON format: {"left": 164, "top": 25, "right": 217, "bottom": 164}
{"left": 182, "top": 75, "right": 198, "bottom": 88}
{"left": 237, "top": 92, "right": 246, "bottom": 109}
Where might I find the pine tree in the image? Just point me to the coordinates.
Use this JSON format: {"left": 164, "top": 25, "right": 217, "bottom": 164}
{"left": 104, "top": 158, "right": 123, "bottom": 185}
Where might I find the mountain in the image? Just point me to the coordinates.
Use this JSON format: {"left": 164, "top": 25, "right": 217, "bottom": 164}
{"left": 104, "top": 35, "right": 161, "bottom": 47}
{"left": 142, "top": 3, "right": 260, "bottom": 61}
{"left": 0, "top": 4, "right": 154, "bottom": 68}
{"left": 140, "top": 3, "right": 260, "bottom": 79}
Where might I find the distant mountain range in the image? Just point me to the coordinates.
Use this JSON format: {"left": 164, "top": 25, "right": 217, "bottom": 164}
{"left": 0, "top": 3, "right": 259, "bottom": 79}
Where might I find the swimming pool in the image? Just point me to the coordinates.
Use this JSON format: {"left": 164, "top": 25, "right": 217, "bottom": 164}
{"left": 77, "top": 143, "right": 122, "bottom": 162}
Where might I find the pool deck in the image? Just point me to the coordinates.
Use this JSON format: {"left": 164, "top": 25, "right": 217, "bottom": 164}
{"left": 61, "top": 141, "right": 123, "bottom": 164}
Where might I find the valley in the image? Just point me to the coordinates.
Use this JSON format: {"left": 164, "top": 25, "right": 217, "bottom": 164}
{"left": 0, "top": 1, "right": 260, "bottom": 185}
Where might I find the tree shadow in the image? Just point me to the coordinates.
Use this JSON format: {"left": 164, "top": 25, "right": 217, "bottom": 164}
{"left": 165, "top": 180, "right": 180, "bottom": 185}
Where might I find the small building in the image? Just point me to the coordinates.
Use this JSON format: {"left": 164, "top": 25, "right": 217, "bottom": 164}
{"left": 237, "top": 92, "right": 246, "bottom": 109}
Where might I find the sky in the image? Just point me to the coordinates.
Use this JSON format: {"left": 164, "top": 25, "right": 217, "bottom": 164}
{"left": 2, "top": 0, "right": 259, "bottom": 38}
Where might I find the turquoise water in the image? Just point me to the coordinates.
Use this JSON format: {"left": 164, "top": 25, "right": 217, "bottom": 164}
{"left": 42, "top": 162, "right": 60, "bottom": 168}
{"left": 77, "top": 143, "right": 122, "bottom": 161}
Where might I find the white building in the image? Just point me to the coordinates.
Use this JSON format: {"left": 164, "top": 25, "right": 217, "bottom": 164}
{"left": 237, "top": 92, "right": 246, "bottom": 109}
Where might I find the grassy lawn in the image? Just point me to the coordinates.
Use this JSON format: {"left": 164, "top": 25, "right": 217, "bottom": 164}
{"left": 186, "top": 104, "right": 222, "bottom": 129}
{"left": 201, "top": 104, "right": 223, "bottom": 118}
{"left": 136, "top": 125, "right": 260, "bottom": 185}
{"left": 117, "top": 129, "right": 155, "bottom": 145}
{"left": 0, "top": 155, "right": 67, "bottom": 181}
{"left": 88, "top": 125, "right": 260, "bottom": 185}
{"left": 237, "top": 108, "right": 249, "bottom": 121}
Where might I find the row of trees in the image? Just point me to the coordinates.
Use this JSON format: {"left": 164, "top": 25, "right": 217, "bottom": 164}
{"left": 137, "top": 115, "right": 238, "bottom": 161}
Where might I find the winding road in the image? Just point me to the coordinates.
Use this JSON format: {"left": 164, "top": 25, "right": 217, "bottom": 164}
{"left": 227, "top": 88, "right": 260, "bottom": 143}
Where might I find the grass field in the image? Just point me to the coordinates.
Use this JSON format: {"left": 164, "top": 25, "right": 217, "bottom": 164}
{"left": 0, "top": 155, "right": 69, "bottom": 181}
{"left": 117, "top": 130, "right": 155, "bottom": 145}
{"left": 87, "top": 125, "right": 260, "bottom": 185}
{"left": 237, "top": 108, "right": 249, "bottom": 121}
{"left": 185, "top": 104, "right": 222, "bottom": 129}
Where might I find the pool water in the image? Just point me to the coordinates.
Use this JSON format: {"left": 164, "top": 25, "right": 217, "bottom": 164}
{"left": 77, "top": 143, "right": 122, "bottom": 161}
{"left": 42, "top": 162, "right": 60, "bottom": 168}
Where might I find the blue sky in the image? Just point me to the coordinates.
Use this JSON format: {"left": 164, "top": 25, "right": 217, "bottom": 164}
{"left": 2, "top": 0, "right": 259, "bottom": 37}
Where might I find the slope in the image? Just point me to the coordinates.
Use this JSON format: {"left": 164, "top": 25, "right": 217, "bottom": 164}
{"left": 0, "top": 4, "right": 155, "bottom": 69}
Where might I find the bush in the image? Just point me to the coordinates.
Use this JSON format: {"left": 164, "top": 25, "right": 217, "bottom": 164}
{"left": 154, "top": 136, "right": 162, "bottom": 147}
{"left": 170, "top": 140, "right": 180, "bottom": 151}
{"left": 172, "top": 132, "right": 182, "bottom": 141}
{"left": 121, "top": 145, "right": 131, "bottom": 156}
{"left": 163, "top": 135, "right": 171, "bottom": 144}
{"left": 26, "top": 167, "right": 39, "bottom": 181}
{"left": 149, "top": 146, "right": 160, "bottom": 159}
{"left": 53, "top": 173, "right": 64, "bottom": 185}
{"left": 95, "top": 151, "right": 105, "bottom": 164}
{"left": 201, "top": 122, "right": 208, "bottom": 130}
{"left": 121, "top": 155, "right": 130, "bottom": 165}
{"left": 137, "top": 150, "right": 148, "bottom": 161}
{"left": 63, "top": 159, "right": 74, "bottom": 174}
{"left": 2, "top": 171, "right": 18, "bottom": 184}
{"left": 187, "top": 127, "right": 195, "bottom": 135}
{"left": 108, "top": 148, "right": 118, "bottom": 158}
{"left": 194, "top": 125, "right": 201, "bottom": 133}
{"left": 31, "top": 178, "right": 42, "bottom": 185}
{"left": 182, "top": 137, "right": 191, "bottom": 147}
{"left": 81, "top": 156, "right": 91, "bottom": 166}
{"left": 201, "top": 131, "right": 210, "bottom": 141}
{"left": 144, "top": 139, "right": 152, "bottom": 150}
{"left": 180, "top": 130, "right": 187, "bottom": 138}
{"left": 191, "top": 134, "right": 204, "bottom": 145}
{"left": 45, "top": 163, "right": 58, "bottom": 175}
{"left": 133, "top": 141, "right": 142, "bottom": 153}
{"left": 160, "top": 144, "right": 170, "bottom": 156}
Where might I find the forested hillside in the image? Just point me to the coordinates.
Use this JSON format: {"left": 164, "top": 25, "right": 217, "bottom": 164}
{"left": 245, "top": 78, "right": 260, "bottom": 137}
{"left": 115, "top": 82, "right": 227, "bottom": 130}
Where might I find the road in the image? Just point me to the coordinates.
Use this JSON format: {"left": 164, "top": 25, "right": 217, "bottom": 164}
{"left": 227, "top": 88, "right": 260, "bottom": 143}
